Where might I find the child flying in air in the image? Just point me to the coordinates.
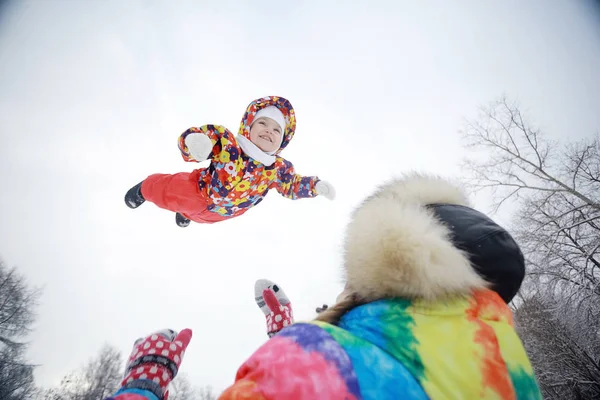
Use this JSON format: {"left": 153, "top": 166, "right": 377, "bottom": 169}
{"left": 125, "top": 96, "right": 335, "bottom": 227}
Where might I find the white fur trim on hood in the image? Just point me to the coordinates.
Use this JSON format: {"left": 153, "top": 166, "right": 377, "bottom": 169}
{"left": 343, "top": 173, "right": 488, "bottom": 302}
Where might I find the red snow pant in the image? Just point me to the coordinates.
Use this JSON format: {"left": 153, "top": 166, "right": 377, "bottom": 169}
{"left": 140, "top": 169, "right": 230, "bottom": 224}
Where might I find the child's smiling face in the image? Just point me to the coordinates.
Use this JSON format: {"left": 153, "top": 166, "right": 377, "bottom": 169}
{"left": 249, "top": 117, "right": 283, "bottom": 153}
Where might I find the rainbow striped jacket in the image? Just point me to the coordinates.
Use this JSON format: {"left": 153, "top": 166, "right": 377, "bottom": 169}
{"left": 220, "top": 289, "right": 541, "bottom": 399}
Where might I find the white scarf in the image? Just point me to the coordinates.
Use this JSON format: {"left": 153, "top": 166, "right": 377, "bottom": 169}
{"left": 236, "top": 134, "right": 277, "bottom": 166}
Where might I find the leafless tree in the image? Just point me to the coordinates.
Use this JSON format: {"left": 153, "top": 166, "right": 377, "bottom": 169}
{"left": 196, "top": 386, "right": 217, "bottom": 400}
{"left": 44, "top": 345, "right": 217, "bottom": 400}
{"left": 168, "top": 373, "right": 217, "bottom": 400}
{"left": 168, "top": 374, "right": 195, "bottom": 400}
{"left": 461, "top": 96, "right": 600, "bottom": 398}
{"left": 44, "top": 344, "right": 123, "bottom": 400}
{"left": 0, "top": 258, "right": 41, "bottom": 400}
{"left": 514, "top": 290, "right": 600, "bottom": 399}
{"left": 83, "top": 344, "right": 123, "bottom": 399}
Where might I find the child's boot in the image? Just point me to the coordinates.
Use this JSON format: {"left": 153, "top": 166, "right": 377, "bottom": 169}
{"left": 254, "top": 279, "right": 293, "bottom": 337}
{"left": 175, "top": 212, "right": 191, "bottom": 228}
{"left": 125, "top": 181, "right": 145, "bottom": 209}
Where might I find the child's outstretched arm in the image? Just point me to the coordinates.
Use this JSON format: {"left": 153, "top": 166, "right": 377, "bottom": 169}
{"left": 273, "top": 160, "right": 335, "bottom": 200}
{"left": 177, "top": 125, "right": 232, "bottom": 163}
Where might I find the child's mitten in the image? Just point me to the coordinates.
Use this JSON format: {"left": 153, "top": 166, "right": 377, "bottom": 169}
{"left": 184, "top": 134, "right": 213, "bottom": 161}
{"left": 118, "top": 328, "right": 192, "bottom": 400}
{"left": 263, "top": 288, "right": 294, "bottom": 337}
{"left": 316, "top": 180, "right": 336, "bottom": 200}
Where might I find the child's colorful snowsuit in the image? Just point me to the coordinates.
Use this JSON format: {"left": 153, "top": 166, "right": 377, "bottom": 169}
{"left": 140, "top": 96, "right": 320, "bottom": 223}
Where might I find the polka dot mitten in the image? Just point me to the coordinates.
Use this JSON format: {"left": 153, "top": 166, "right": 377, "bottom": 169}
{"left": 254, "top": 279, "right": 294, "bottom": 338}
{"left": 118, "top": 328, "right": 192, "bottom": 400}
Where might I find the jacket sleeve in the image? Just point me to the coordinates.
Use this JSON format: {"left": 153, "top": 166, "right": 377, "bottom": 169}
{"left": 271, "top": 160, "right": 319, "bottom": 200}
{"left": 219, "top": 335, "right": 306, "bottom": 399}
{"left": 105, "top": 388, "right": 159, "bottom": 400}
{"left": 177, "top": 124, "right": 232, "bottom": 162}
{"left": 218, "top": 324, "right": 358, "bottom": 400}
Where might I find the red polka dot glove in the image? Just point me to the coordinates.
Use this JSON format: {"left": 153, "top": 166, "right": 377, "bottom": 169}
{"left": 119, "top": 328, "right": 192, "bottom": 400}
{"left": 263, "top": 288, "right": 294, "bottom": 337}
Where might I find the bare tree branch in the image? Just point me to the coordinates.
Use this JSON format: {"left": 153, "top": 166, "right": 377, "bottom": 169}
{"left": 461, "top": 97, "right": 600, "bottom": 398}
{"left": 0, "top": 258, "right": 40, "bottom": 400}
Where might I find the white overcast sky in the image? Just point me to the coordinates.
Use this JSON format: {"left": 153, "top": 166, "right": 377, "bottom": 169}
{"left": 1, "top": 0, "right": 599, "bottom": 394}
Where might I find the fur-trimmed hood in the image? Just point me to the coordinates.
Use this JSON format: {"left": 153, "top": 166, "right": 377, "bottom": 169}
{"left": 238, "top": 96, "right": 296, "bottom": 156}
{"left": 344, "top": 173, "right": 525, "bottom": 303}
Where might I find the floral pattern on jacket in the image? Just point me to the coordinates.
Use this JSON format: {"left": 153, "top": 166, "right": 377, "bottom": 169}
{"left": 176, "top": 96, "right": 319, "bottom": 218}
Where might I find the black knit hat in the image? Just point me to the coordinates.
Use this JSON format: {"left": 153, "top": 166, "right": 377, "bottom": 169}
{"left": 427, "top": 204, "right": 525, "bottom": 303}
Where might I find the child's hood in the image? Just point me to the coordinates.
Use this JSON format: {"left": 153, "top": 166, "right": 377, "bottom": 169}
{"left": 238, "top": 96, "right": 296, "bottom": 156}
